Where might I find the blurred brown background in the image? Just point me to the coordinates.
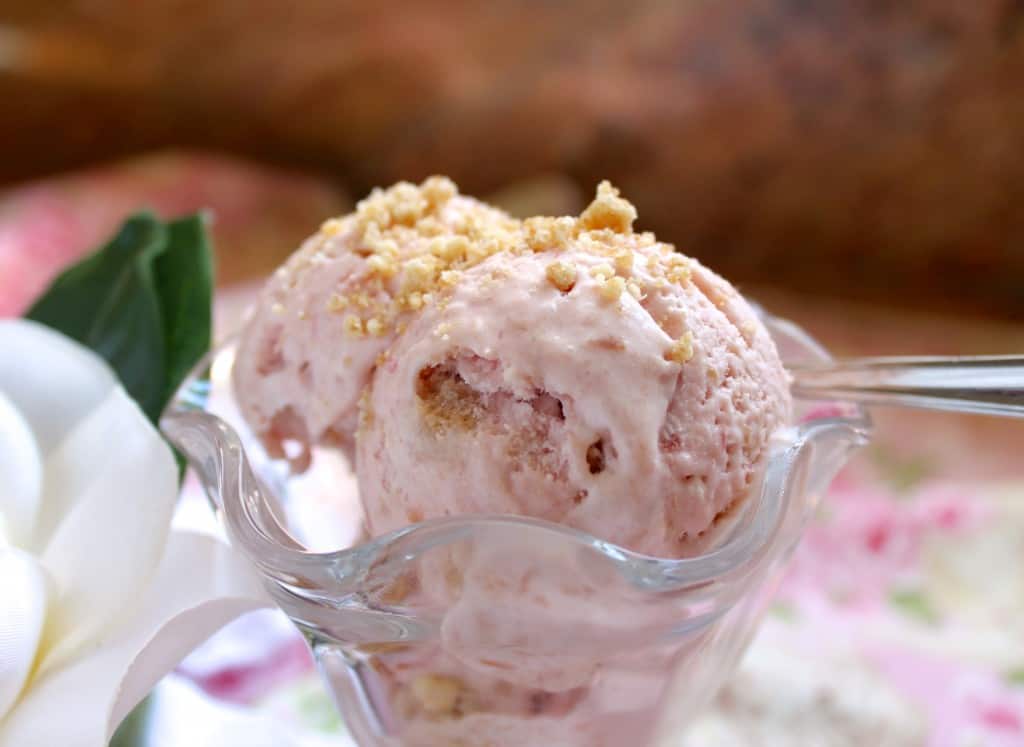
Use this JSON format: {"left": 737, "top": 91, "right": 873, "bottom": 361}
{"left": 2, "top": 0, "right": 1024, "bottom": 318}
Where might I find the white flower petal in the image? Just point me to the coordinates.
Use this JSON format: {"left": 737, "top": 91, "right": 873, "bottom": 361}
{"left": 0, "top": 320, "right": 116, "bottom": 457}
{"left": 30, "top": 380, "right": 173, "bottom": 552}
{"left": 0, "top": 391, "right": 42, "bottom": 547}
{"left": 0, "top": 532, "right": 268, "bottom": 746}
{"left": 38, "top": 387, "right": 178, "bottom": 673}
{"left": 0, "top": 548, "right": 48, "bottom": 720}
{"left": 108, "top": 531, "right": 269, "bottom": 729}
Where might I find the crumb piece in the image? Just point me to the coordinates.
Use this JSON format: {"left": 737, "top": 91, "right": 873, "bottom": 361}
{"left": 465, "top": 240, "right": 494, "bottom": 264}
{"left": 665, "top": 332, "right": 695, "bottom": 363}
{"left": 430, "top": 235, "right": 469, "bottom": 263}
{"left": 434, "top": 322, "right": 452, "bottom": 339}
{"left": 613, "top": 250, "right": 633, "bottom": 276}
{"left": 405, "top": 292, "right": 425, "bottom": 310}
{"left": 326, "top": 293, "right": 348, "bottom": 312}
{"left": 600, "top": 276, "right": 626, "bottom": 302}
{"left": 375, "top": 351, "right": 390, "bottom": 366}
{"left": 422, "top": 175, "right": 457, "bottom": 207}
{"left": 366, "top": 253, "right": 397, "bottom": 279}
{"left": 524, "top": 215, "right": 577, "bottom": 252}
{"left": 417, "top": 216, "right": 445, "bottom": 237}
{"left": 362, "top": 222, "right": 398, "bottom": 257}
{"left": 666, "top": 255, "right": 692, "bottom": 284}
{"left": 356, "top": 191, "right": 391, "bottom": 229}
{"left": 343, "top": 315, "right": 365, "bottom": 337}
{"left": 439, "top": 269, "right": 461, "bottom": 287}
{"left": 590, "top": 263, "right": 615, "bottom": 281}
{"left": 417, "top": 365, "right": 481, "bottom": 431}
{"left": 366, "top": 317, "right": 386, "bottom": 336}
{"left": 389, "top": 182, "right": 427, "bottom": 225}
{"left": 402, "top": 256, "right": 439, "bottom": 293}
{"left": 320, "top": 218, "right": 344, "bottom": 236}
{"left": 411, "top": 674, "right": 465, "bottom": 718}
{"left": 353, "top": 293, "right": 371, "bottom": 309}
{"left": 579, "top": 181, "right": 637, "bottom": 233}
{"left": 626, "top": 280, "right": 644, "bottom": 300}
{"left": 546, "top": 261, "right": 577, "bottom": 292}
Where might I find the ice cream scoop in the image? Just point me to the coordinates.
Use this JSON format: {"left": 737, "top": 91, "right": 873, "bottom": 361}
{"left": 354, "top": 183, "right": 790, "bottom": 557}
{"left": 233, "top": 177, "right": 518, "bottom": 467}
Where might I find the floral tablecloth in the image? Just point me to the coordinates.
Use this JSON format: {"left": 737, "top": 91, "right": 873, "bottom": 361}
{"left": 4, "top": 154, "right": 1023, "bottom": 746}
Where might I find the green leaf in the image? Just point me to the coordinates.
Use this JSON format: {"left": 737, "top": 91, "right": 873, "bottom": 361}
{"left": 26, "top": 213, "right": 169, "bottom": 420}
{"left": 154, "top": 214, "right": 214, "bottom": 404}
{"left": 24, "top": 211, "right": 214, "bottom": 425}
{"left": 1006, "top": 668, "right": 1024, "bottom": 687}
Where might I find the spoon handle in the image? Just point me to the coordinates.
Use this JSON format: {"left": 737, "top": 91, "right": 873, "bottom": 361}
{"left": 790, "top": 355, "right": 1024, "bottom": 418}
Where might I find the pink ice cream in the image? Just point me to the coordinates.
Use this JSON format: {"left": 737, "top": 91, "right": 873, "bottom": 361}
{"left": 233, "top": 177, "right": 518, "bottom": 467}
{"left": 234, "top": 177, "right": 793, "bottom": 745}
{"left": 358, "top": 224, "right": 790, "bottom": 558}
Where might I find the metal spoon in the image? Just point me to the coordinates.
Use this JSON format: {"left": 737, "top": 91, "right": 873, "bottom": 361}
{"left": 790, "top": 355, "right": 1024, "bottom": 418}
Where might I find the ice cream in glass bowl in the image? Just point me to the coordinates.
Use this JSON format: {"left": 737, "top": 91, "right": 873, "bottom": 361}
{"left": 162, "top": 179, "right": 869, "bottom": 747}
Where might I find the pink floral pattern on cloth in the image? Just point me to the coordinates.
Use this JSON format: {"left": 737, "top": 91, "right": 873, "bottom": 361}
{"left": 683, "top": 451, "right": 1024, "bottom": 746}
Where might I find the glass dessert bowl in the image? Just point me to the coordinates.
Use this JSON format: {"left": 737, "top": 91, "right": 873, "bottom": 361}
{"left": 162, "top": 311, "right": 869, "bottom": 747}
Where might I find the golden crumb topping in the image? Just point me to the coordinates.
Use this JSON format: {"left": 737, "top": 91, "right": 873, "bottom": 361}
{"left": 305, "top": 176, "right": 696, "bottom": 334}
{"left": 524, "top": 215, "right": 577, "bottom": 252}
{"left": 545, "top": 261, "right": 578, "bottom": 292}
{"left": 343, "top": 315, "right": 365, "bottom": 338}
{"left": 665, "top": 255, "right": 692, "bottom": 285}
{"left": 665, "top": 332, "right": 695, "bottom": 364}
{"left": 578, "top": 180, "right": 637, "bottom": 233}
{"left": 613, "top": 250, "right": 634, "bottom": 276}
{"left": 599, "top": 275, "right": 627, "bottom": 303}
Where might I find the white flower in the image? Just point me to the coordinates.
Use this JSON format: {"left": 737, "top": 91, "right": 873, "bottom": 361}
{"left": 0, "top": 319, "right": 267, "bottom": 746}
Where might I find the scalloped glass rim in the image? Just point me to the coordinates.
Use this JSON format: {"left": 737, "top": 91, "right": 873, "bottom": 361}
{"left": 161, "top": 311, "right": 871, "bottom": 597}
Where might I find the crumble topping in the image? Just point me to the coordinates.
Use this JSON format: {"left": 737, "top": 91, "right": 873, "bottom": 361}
{"left": 545, "top": 261, "right": 578, "bottom": 292}
{"left": 665, "top": 332, "right": 695, "bottom": 364}
{"left": 613, "top": 250, "right": 633, "bottom": 276}
{"left": 524, "top": 215, "right": 577, "bottom": 252}
{"left": 599, "top": 276, "right": 627, "bottom": 303}
{"left": 308, "top": 176, "right": 697, "bottom": 339}
{"left": 344, "top": 315, "right": 364, "bottom": 338}
{"left": 578, "top": 180, "right": 637, "bottom": 233}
